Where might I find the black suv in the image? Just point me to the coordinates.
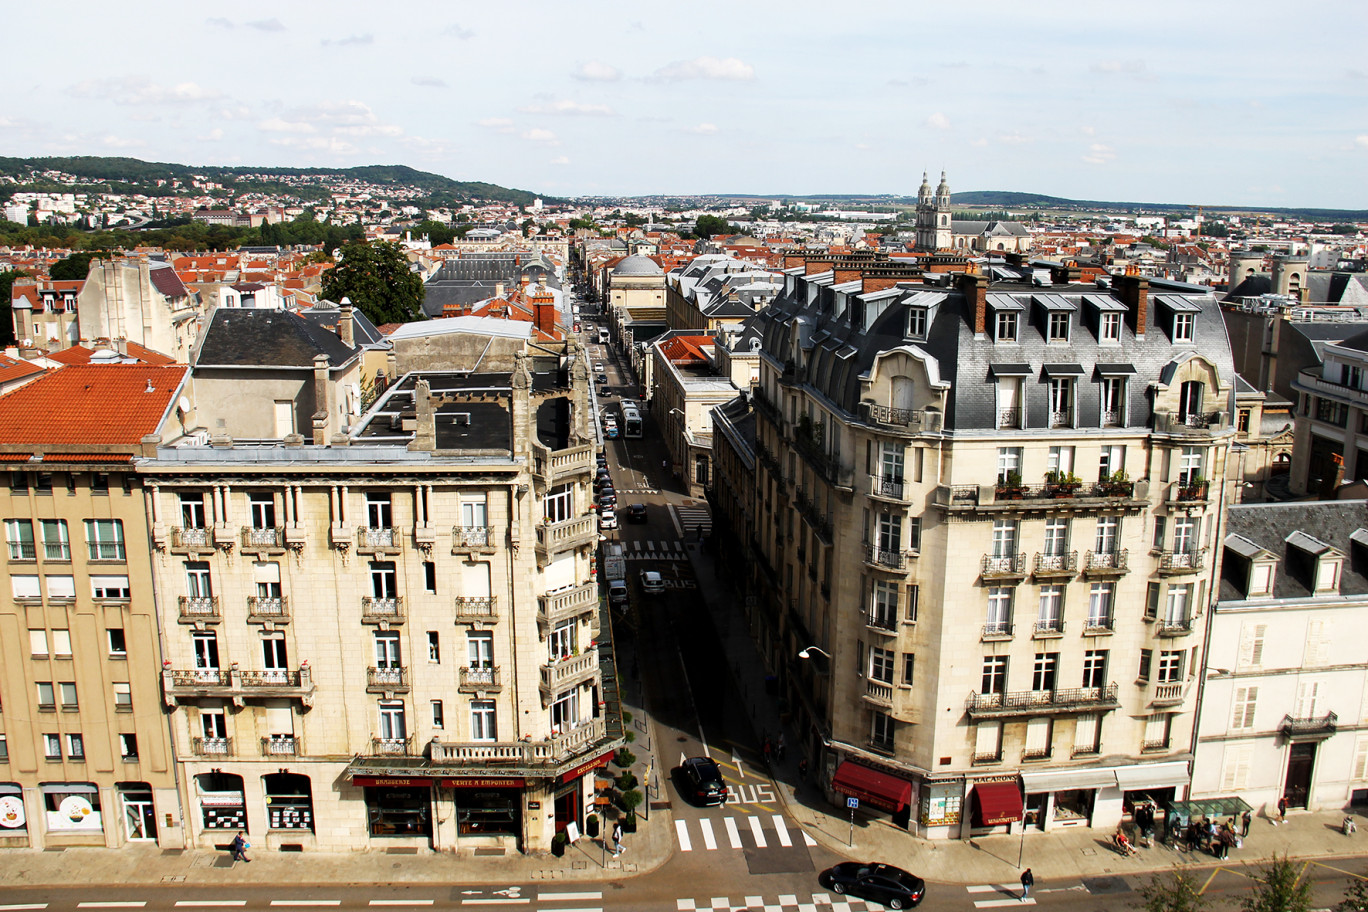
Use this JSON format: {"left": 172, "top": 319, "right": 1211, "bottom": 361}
{"left": 676, "top": 756, "right": 729, "bottom": 806}
{"left": 625, "top": 503, "right": 648, "bottom": 523}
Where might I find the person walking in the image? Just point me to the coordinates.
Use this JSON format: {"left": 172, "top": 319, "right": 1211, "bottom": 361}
{"left": 762, "top": 738, "right": 773, "bottom": 769}
{"left": 776, "top": 732, "right": 786, "bottom": 763}
{"left": 798, "top": 757, "right": 809, "bottom": 783}
{"left": 611, "top": 821, "right": 625, "bottom": 857}
{"left": 1241, "top": 809, "right": 1252, "bottom": 837}
{"left": 229, "top": 831, "right": 250, "bottom": 863}
{"left": 1277, "top": 796, "right": 1288, "bottom": 826}
{"left": 1020, "top": 868, "right": 1033, "bottom": 902}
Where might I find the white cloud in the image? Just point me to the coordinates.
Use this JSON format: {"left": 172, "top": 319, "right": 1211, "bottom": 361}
{"left": 101, "top": 135, "right": 145, "bottom": 149}
{"left": 521, "top": 128, "right": 558, "bottom": 143}
{"left": 477, "top": 117, "right": 515, "bottom": 134}
{"left": 258, "top": 118, "right": 317, "bottom": 134}
{"left": 550, "top": 155, "right": 570, "bottom": 165}
{"left": 68, "top": 78, "right": 224, "bottom": 106}
{"left": 1082, "top": 143, "right": 1117, "bottom": 165}
{"left": 970, "top": 138, "right": 988, "bottom": 147}
{"left": 1080, "top": 125, "right": 1096, "bottom": 136}
{"left": 1090, "top": 59, "right": 1151, "bottom": 80}
{"left": 267, "top": 136, "right": 358, "bottom": 155}
{"left": 926, "top": 112, "right": 950, "bottom": 130}
{"left": 573, "top": 61, "right": 621, "bottom": 82}
{"left": 412, "top": 76, "right": 448, "bottom": 89}
{"left": 246, "top": 18, "right": 284, "bottom": 31}
{"left": 996, "top": 132, "right": 1032, "bottom": 145}
{"left": 1356, "top": 135, "right": 1368, "bottom": 149}
{"left": 443, "top": 24, "right": 474, "bottom": 40}
{"left": 322, "top": 34, "right": 373, "bottom": 47}
{"left": 519, "top": 99, "right": 614, "bottom": 116}
{"left": 685, "top": 123, "right": 719, "bottom": 135}
{"left": 652, "top": 56, "right": 755, "bottom": 82}
{"left": 199, "top": 128, "right": 224, "bottom": 142}
{"left": 206, "top": 17, "right": 232, "bottom": 28}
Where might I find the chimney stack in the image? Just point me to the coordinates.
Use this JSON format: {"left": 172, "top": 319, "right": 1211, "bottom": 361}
{"left": 957, "top": 270, "right": 988, "bottom": 337}
{"left": 339, "top": 299, "right": 355, "bottom": 348}
{"left": 1114, "top": 269, "right": 1149, "bottom": 340}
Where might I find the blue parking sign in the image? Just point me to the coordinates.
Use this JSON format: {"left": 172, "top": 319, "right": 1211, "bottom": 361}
{"left": 847, "top": 797, "right": 859, "bottom": 809}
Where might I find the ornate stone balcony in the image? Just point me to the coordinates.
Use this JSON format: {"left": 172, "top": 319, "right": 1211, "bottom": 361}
{"left": 162, "top": 663, "right": 315, "bottom": 708}
{"left": 966, "top": 682, "right": 1120, "bottom": 718}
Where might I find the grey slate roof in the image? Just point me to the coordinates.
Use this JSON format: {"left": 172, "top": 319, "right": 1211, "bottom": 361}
{"left": 1220, "top": 500, "right": 1368, "bottom": 601}
{"left": 302, "top": 301, "right": 385, "bottom": 347}
{"left": 195, "top": 308, "right": 360, "bottom": 368}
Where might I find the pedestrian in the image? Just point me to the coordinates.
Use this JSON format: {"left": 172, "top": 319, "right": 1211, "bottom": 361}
{"left": 1277, "top": 796, "right": 1287, "bottom": 826}
{"left": 611, "top": 821, "right": 624, "bottom": 857}
{"left": 762, "top": 738, "right": 773, "bottom": 768}
{"left": 229, "top": 831, "right": 251, "bottom": 863}
{"left": 798, "top": 757, "right": 809, "bottom": 782}
{"left": 776, "top": 732, "right": 786, "bottom": 762}
{"left": 1020, "top": 868, "right": 1033, "bottom": 903}
{"left": 1241, "top": 809, "right": 1252, "bottom": 838}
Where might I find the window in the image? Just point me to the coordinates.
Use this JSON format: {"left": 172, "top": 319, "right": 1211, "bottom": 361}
{"left": 996, "top": 448, "right": 1022, "bottom": 484}
{"left": 84, "top": 519, "right": 125, "bottom": 560}
{"left": 1101, "top": 377, "right": 1125, "bottom": 425}
{"left": 1178, "top": 446, "right": 1203, "bottom": 484}
{"left": 1099, "top": 444, "right": 1125, "bottom": 481}
{"left": 975, "top": 721, "right": 1002, "bottom": 760}
{"left": 996, "top": 310, "right": 1018, "bottom": 342}
{"left": 12, "top": 575, "right": 39, "bottom": 600}
{"left": 192, "top": 631, "right": 220, "bottom": 672}
{"left": 113, "top": 682, "right": 132, "bottom": 709}
{"left": 880, "top": 441, "right": 904, "bottom": 485}
{"left": 185, "top": 561, "right": 212, "bottom": 597}
{"left": 460, "top": 498, "right": 489, "bottom": 531}
{"left": 34, "top": 473, "right": 52, "bottom": 493}
{"left": 1138, "top": 648, "right": 1153, "bottom": 681}
{"left": 1221, "top": 744, "right": 1253, "bottom": 791}
{"left": 59, "top": 682, "right": 78, "bottom": 709}
{"left": 262, "top": 633, "right": 288, "bottom": 672}
{"left": 248, "top": 492, "right": 276, "bottom": 529}
{"left": 1354, "top": 737, "right": 1368, "bottom": 781}
{"left": 427, "top": 631, "right": 440, "bottom": 663}
{"left": 869, "top": 646, "right": 894, "bottom": 684}
{"left": 370, "top": 561, "right": 397, "bottom": 598}
{"left": 378, "top": 701, "right": 406, "bottom": 742}
{"left": 906, "top": 307, "right": 928, "bottom": 340}
{"left": 1048, "top": 377, "right": 1074, "bottom": 427}
{"left": 905, "top": 583, "right": 919, "bottom": 622}
{"left": 549, "top": 621, "right": 576, "bottom": 661}
{"left": 44, "top": 734, "right": 61, "bottom": 760}
{"left": 117, "top": 733, "right": 136, "bottom": 760}
{"left": 1095, "top": 516, "right": 1118, "bottom": 555}
{"left": 1173, "top": 516, "right": 1197, "bottom": 554}
{"left": 6, "top": 519, "right": 34, "bottom": 560}
{"left": 1032, "top": 653, "right": 1058, "bottom": 692}
{"left": 875, "top": 512, "right": 901, "bottom": 554}
{"left": 1082, "top": 650, "right": 1108, "bottom": 689}
{"left": 423, "top": 561, "right": 436, "bottom": 593}
{"left": 986, "top": 587, "right": 1013, "bottom": 635}
{"left": 1179, "top": 383, "right": 1205, "bottom": 425}
{"left": 1100, "top": 311, "right": 1122, "bottom": 342}
{"left": 179, "top": 493, "right": 206, "bottom": 528}
{"left": 431, "top": 700, "right": 445, "bottom": 730}
{"left": 996, "top": 378, "right": 1022, "bottom": 428}
{"left": 30, "top": 629, "right": 48, "bottom": 656}
{"left": 92, "top": 575, "right": 130, "bottom": 599}
{"left": 468, "top": 631, "right": 494, "bottom": 669}
{"left": 1144, "top": 713, "right": 1173, "bottom": 749}
{"left": 107, "top": 628, "right": 126, "bottom": 656}
{"left": 51, "top": 629, "right": 71, "bottom": 657}
{"left": 1047, "top": 445, "right": 1074, "bottom": 476}
{"left": 36, "top": 681, "right": 55, "bottom": 709}
{"left": 41, "top": 520, "right": 69, "bottom": 560}
{"left": 1165, "top": 584, "right": 1192, "bottom": 626}
{"left": 9, "top": 473, "right": 26, "bottom": 494}
{"left": 365, "top": 492, "right": 392, "bottom": 528}
{"left": 0, "top": 734, "right": 7, "bottom": 760}
{"left": 1238, "top": 623, "right": 1268, "bottom": 668}
{"left": 1037, "top": 586, "right": 1063, "bottom": 631}
{"left": 46, "top": 576, "right": 75, "bottom": 600}
{"left": 870, "top": 580, "right": 899, "bottom": 628}
{"left": 1152, "top": 515, "right": 1167, "bottom": 549}
{"left": 1074, "top": 714, "right": 1101, "bottom": 755}
{"left": 1024, "top": 717, "right": 1052, "bottom": 758}
{"left": 374, "top": 632, "right": 401, "bottom": 669}
{"left": 1043, "top": 518, "right": 1069, "bottom": 556}
{"left": 1173, "top": 312, "right": 1195, "bottom": 342}
{"left": 1237, "top": 409, "right": 1251, "bottom": 433}
{"left": 991, "top": 520, "right": 1018, "bottom": 558}
{"left": 544, "top": 485, "right": 573, "bottom": 523}
{"left": 200, "top": 707, "right": 227, "bottom": 741}
{"left": 1048, "top": 311, "right": 1071, "bottom": 341}
{"left": 1231, "top": 686, "right": 1258, "bottom": 730}
{"left": 871, "top": 711, "right": 894, "bottom": 749}
{"left": 1087, "top": 584, "right": 1114, "bottom": 629}
{"left": 982, "top": 656, "right": 1008, "bottom": 695}
{"left": 902, "top": 653, "right": 915, "bottom": 686}
{"left": 65, "top": 734, "right": 84, "bottom": 760}
{"left": 550, "top": 690, "right": 579, "bottom": 732}
{"left": 1145, "top": 582, "right": 1161, "bottom": 620}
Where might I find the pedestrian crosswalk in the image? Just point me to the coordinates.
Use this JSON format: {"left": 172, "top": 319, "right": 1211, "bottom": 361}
{"left": 965, "top": 884, "right": 1036, "bottom": 908}
{"left": 621, "top": 539, "right": 690, "bottom": 561}
{"left": 678, "top": 896, "right": 877, "bottom": 912}
{"left": 673, "top": 814, "right": 817, "bottom": 852}
{"left": 672, "top": 503, "right": 713, "bottom": 539}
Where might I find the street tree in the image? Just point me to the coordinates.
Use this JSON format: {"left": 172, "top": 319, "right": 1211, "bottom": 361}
{"left": 50, "top": 251, "right": 107, "bottom": 281}
{"left": 320, "top": 241, "right": 425, "bottom": 326}
{"left": 1137, "top": 868, "right": 1210, "bottom": 912}
{"left": 1241, "top": 853, "right": 1313, "bottom": 912}
{"left": 1337, "top": 878, "right": 1368, "bottom": 912}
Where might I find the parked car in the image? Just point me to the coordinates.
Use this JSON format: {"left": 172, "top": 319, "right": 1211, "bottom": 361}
{"left": 608, "top": 579, "right": 628, "bottom": 607}
{"left": 594, "top": 362, "right": 606, "bottom": 373}
{"left": 596, "top": 454, "right": 608, "bottom": 469}
{"left": 599, "top": 508, "right": 617, "bottom": 530}
{"left": 605, "top": 424, "right": 619, "bottom": 439}
{"left": 596, "top": 373, "right": 608, "bottom": 384}
{"left": 595, "top": 469, "right": 612, "bottom": 488}
{"left": 640, "top": 570, "right": 665, "bottom": 593}
{"left": 625, "top": 503, "right": 648, "bottom": 523}
{"left": 818, "top": 863, "right": 925, "bottom": 910}
{"left": 674, "top": 756, "right": 729, "bottom": 807}
{"left": 598, "top": 488, "right": 617, "bottom": 507}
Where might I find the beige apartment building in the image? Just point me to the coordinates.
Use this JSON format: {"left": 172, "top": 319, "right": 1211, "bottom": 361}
{"left": 727, "top": 258, "right": 1236, "bottom": 839}
{"left": 0, "top": 364, "right": 190, "bottom": 849}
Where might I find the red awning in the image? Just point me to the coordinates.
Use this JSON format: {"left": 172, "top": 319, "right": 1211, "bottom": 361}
{"left": 974, "top": 782, "right": 1024, "bottom": 826}
{"left": 831, "top": 761, "right": 912, "bottom": 813}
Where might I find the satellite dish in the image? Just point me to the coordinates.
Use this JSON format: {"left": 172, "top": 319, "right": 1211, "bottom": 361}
{"left": 177, "top": 396, "right": 191, "bottom": 414}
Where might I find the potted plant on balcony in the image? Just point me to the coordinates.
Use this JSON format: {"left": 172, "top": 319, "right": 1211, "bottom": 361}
{"left": 1178, "top": 475, "right": 1208, "bottom": 500}
{"left": 995, "top": 471, "right": 1025, "bottom": 500}
{"left": 1044, "top": 470, "right": 1082, "bottom": 497}
{"left": 1097, "top": 468, "right": 1131, "bottom": 497}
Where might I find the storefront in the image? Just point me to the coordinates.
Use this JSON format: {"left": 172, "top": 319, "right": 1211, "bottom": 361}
{"left": 970, "top": 780, "right": 1021, "bottom": 835}
{"left": 41, "top": 782, "right": 104, "bottom": 846}
{"left": 263, "top": 773, "right": 313, "bottom": 833}
{"left": 831, "top": 761, "right": 914, "bottom": 828}
{"left": 1021, "top": 768, "right": 1119, "bottom": 831}
{"left": 117, "top": 783, "right": 158, "bottom": 842}
{"left": 195, "top": 771, "right": 247, "bottom": 833}
{"left": 355, "top": 779, "right": 432, "bottom": 838}
{"left": 0, "top": 783, "right": 29, "bottom": 846}
{"left": 453, "top": 782, "right": 522, "bottom": 838}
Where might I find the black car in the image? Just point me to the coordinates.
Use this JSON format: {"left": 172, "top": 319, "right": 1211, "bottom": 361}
{"left": 675, "top": 756, "right": 729, "bottom": 807}
{"left": 595, "top": 469, "right": 611, "bottom": 488}
{"left": 596, "top": 373, "right": 609, "bottom": 384}
{"left": 598, "top": 488, "right": 617, "bottom": 507}
{"left": 625, "top": 503, "right": 648, "bottom": 523}
{"left": 596, "top": 454, "right": 607, "bottom": 468}
{"left": 818, "top": 863, "right": 925, "bottom": 910}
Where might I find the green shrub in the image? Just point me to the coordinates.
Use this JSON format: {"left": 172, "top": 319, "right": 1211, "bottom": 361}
{"left": 614, "top": 748, "right": 636, "bottom": 768}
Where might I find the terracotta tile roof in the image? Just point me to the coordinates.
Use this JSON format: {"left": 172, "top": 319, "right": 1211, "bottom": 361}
{"left": 43, "top": 452, "right": 133, "bottom": 463}
{"left": 49, "top": 343, "right": 178, "bottom": 366}
{"left": 0, "top": 353, "right": 45, "bottom": 384}
{"left": 0, "top": 364, "right": 186, "bottom": 447}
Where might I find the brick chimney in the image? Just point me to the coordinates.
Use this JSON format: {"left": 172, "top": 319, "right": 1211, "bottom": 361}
{"left": 783, "top": 253, "right": 808, "bottom": 270}
{"left": 957, "top": 270, "right": 988, "bottom": 337}
{"left": 1114, "top": 268, "right": 1149, "bottom": 340}
{"left": 531, "top": 291, "right": 557, "bottom": 337}
{"left": 339, "top": 300, "right": 355, "bottom": 347}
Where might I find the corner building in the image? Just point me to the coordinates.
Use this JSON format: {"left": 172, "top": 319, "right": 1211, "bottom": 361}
{"left": 144, "top": 348, "right": 619, "bottom": 854}
{"left": 746, "top": 261, "right": 1234, "bottom": 838}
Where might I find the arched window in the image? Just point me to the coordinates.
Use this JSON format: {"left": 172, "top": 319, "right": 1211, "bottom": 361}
{"left": 1179, "top": 380, "right": 1205, "bottom": 425}
{"left": 263, "top": 772, "right": 313, "bottom": 832}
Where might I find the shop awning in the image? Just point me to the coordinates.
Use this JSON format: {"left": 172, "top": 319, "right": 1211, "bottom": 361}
{"left": 1021, "top": 768, "right": 1118, "bottom": 794}
{"left": 1115, "top": 761, "right": 1190, "bottom": 791}
{"left": 974, "top": 782, "right": 1023, "bottom": 826}
{"left": 831, "top": 761, "right": 912, "bottom": 813}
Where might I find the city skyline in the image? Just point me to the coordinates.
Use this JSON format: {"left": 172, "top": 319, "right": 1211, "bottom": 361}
{"left": 4, "top": 1, "right": 1367, "bottom": 209}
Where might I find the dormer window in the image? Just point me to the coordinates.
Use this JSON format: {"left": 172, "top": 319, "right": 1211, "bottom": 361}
{"left": 1247, "top": 559, "right": 1275, "bottom": 597}
{"left": 1173, "top": 313, "right": 1195, "bottom": 342}
{"left": 1048, "top": 312, "right": 1071, "bottom": 341}
{"left": 905, "top": 307, "right": 927, "bottom": 341}
{"left": 1100, "top": 312, "right": 1121, "bottom": 342}
{"left": 996, "top": 311, "right": 1018, "bottom": 342}
{"left": 1316, "top": 555, "right": 1343, "bottom": 594}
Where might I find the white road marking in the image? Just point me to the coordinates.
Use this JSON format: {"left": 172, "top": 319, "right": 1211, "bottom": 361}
{"left": 369, "top": 903, "right": 435, "bottom": 907}
{"left": 269, "top": 904, "right": 342, "bottom": 908}
{"left": 772, "top": 815, "right": 792, "bottom": 847}
{"left": 700, "top": 818, "right": 718, "bottom": 850}
{"left": 537, "top": 894, "right": 602, "bottom": 902}
{"left": 79, "top": 906, "right": 146, "bottom": 910}
{"left": 803, "top": 831, "right": 818, "bottom": 846}
{"left": 748, "top": 815, "right": 767, "bottom": 847}
{"left": 968, "top": 885, "right": 1027, "bottom": 893}
{"left": 177, "top": 904, "right": 249, "bottom": 908}
{"left": 974, "top": 900, "right": 1035, "bottom": 908}
{"left": 724, "top": 816, "right": 743, "bottom": 848}
{"left": 459, "top": 902, "right": 530, "bottom": 907}
{"left": 675, "top": 818, "right": 693, "bottom": 851}
{"left": 731, "top": 749, "right": 745, "bottom": 779}
{"left": 1, "top": 906, "right": 49, "bottom": 911}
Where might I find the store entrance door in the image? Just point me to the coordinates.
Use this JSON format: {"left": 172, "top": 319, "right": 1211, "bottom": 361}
{"left": 121, "top": 790, "right": 157, "bottom": 841}
{"left": 1284, "top": 743, "right": 1317, "bottom": 809}
{"left": 553, "top": 787, "right": 581, "bottom": 834}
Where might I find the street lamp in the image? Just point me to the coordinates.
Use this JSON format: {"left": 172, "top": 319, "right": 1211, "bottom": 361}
{"left": 798, "top": 646, "right": 831, "bottom": 660}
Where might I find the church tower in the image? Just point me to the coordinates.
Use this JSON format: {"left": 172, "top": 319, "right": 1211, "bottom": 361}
{"left": 915, "top": 171, "right": 953, "bottom": 251}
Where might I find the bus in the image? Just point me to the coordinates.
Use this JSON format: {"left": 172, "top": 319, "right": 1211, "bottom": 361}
{"left": 620, "top": 401, "right": 642, "bottom": 438}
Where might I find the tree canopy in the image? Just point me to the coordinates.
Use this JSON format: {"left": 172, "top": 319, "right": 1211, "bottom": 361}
{"left": 50, "top": 251, "right": 107, "bottom": 281}
{"left": 319, "top": 241, "right": 425, "bottom": 326}
{"left": 691, "top": 214, "right": 741, "bottom": 239}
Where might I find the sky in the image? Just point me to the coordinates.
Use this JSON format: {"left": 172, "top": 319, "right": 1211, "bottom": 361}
{"left": 5, "top": 1, "right": 1367, "bottom": 209}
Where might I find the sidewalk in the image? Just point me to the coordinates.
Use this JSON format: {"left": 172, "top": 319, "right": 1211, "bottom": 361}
{"left": 681, "top": 535, "right": 1368, "bottom": 885}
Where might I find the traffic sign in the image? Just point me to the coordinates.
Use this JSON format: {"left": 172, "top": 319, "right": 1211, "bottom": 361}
{"left": 847, "top": 797, "right": 860, "bottom": 809}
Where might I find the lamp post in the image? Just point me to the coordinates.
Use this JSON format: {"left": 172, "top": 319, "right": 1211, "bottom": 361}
{"left": 798, "top": 647, "right": 831, "bottom": 660}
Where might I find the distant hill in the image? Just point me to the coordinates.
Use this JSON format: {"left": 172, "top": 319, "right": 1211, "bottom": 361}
{"left": 0, "top": 156, "right": 540, "bottom": 207}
